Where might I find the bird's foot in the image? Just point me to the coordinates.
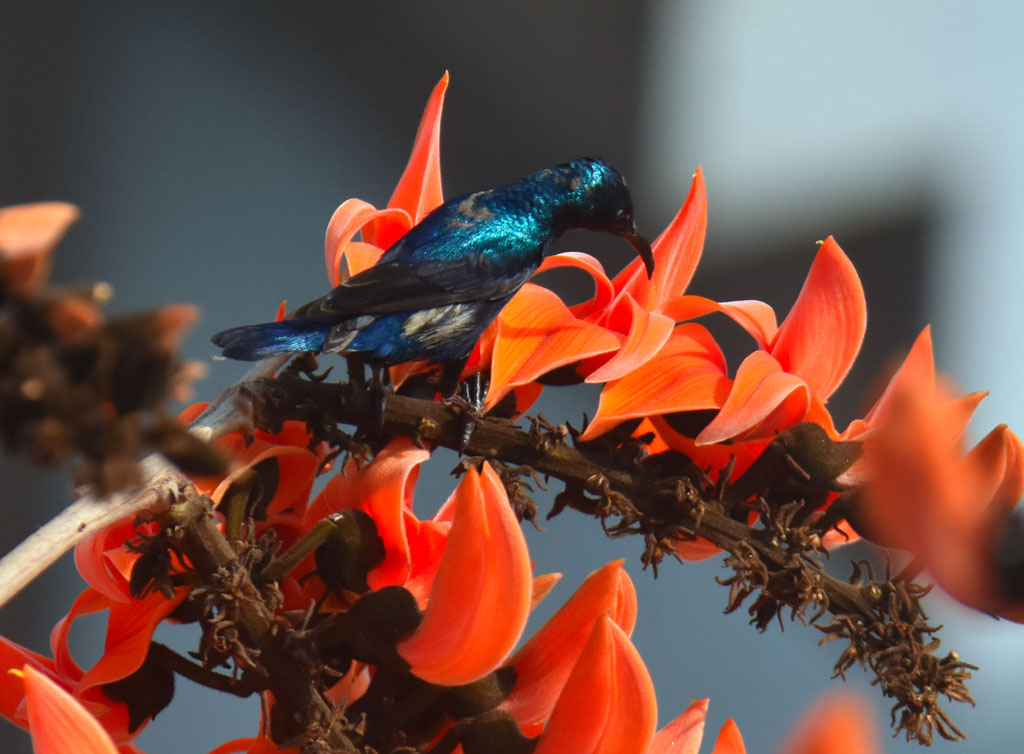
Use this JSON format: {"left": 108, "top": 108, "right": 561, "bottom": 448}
{"left": 443, "top": 371, "right": 488, "bottom": 453}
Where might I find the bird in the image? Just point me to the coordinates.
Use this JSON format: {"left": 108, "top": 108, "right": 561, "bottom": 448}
{"left": 211, "top": 157, "right": 654, "bottom": 398}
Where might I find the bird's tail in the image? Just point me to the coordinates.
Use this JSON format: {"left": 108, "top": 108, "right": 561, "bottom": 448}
{"left": 211, "top": 319, "right": 331, "bottom": 361}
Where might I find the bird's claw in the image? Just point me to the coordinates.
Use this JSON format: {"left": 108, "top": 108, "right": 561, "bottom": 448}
{"left": 443, "top": 371, "right": 488, "bottom": 453}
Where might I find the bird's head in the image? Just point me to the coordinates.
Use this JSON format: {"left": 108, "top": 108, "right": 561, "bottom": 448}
{"left": 550, "top": 158, "right": 655, "bottom": 278}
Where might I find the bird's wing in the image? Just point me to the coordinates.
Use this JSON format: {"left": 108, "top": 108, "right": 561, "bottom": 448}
{"left": 296, "top": 253, "right": 535, "bottom": 318}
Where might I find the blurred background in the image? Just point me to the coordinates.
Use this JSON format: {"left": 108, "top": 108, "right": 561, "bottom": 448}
{"left": 2, "top": 1, "right": 1023, "bottom": 751}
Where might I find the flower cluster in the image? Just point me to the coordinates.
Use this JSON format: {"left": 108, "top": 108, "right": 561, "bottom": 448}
{"left": 0, "top": 406, "right": 879, "bottom": 753}
{"left": 0, "top": 73, "right": 1020, "bottom": 754}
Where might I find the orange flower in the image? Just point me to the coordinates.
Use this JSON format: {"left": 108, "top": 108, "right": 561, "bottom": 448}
{"left": 500, "top": 559, "right": 637, "bottom": 726}
{"left": 586, "top": 235, "right": 865, "bottom": 447}
{"left": 532, "top": 613, "right": 657, "bottom": 754}
{"left": 778, "top": 693, "right": 880, "bottom": 754}
{"left": 0, "top": 585, "right": 184, "bottom": 746}
{"left": 859, "top": 377, "right": 1024, "bottom": 619}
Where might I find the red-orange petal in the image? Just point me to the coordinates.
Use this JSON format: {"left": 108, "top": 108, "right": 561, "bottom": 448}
{"left": 323, "top": 198, "right": 405, "bottom": 285}
{"left": 533, "top": 614, "right": 657, "bottom": 754}
{"left": 660, "top": 295, "right": 779, "bottom": 351}
{"left": 696, "top": 351, "right": 809, "bottom": 446}
{"left": 21, "top": 665, "right": 119, "bottom": 754}
{"left": 485, "top": 283, "right": 622, "bottom": 412}
{"left": 535, "top": 252, "right": 615, "bottom": 320}
{"left": 365, "top": 72, "right": 448, "bottom": 249}
{"left": 648, "top": 697, "right": 708, "bottom": 754}
{"left": 77, "top": 588, "right": 188, "bottom": 694}
{"left": 74, "top": 516, "right": 144, "bottom": 603}
{"left": 614, "top": 168, "right": 706, "bottom": 312}
{"left": 303, "top": 438, "right": 430, "bottom": 591}
{"left": 398, "top": 463, "right": 531, "bottom": 686}
{"left": 51, "top": 588, "right": 108, "bottom": 681}
{"left": 778, "top": 693, "right": 879, "bottom": 754}
{"left": 0, "top": 638, "right": 57, "bottom": 727}
{"left": 584, "top": 295, "right": 675, "bottom": 383}
{"left": 580, "top": 324, "right": 730, "bottom": 441}
{"left": 769, "top": 237, "right": 866, "bottom": 401}
{"left": 211, "top": 445, "right": 320, "bottom": 521}
{"left": 968, "top": 424, "right": 1024, "bottom": 519}
{"left": 861, "top": 326, "right": 935, "bottom": 427}
{"left": 502, "top": 561, "right": 637, "bottom": 726}
{"left": 710, "top": 718, "right": 746, "bottom": 754}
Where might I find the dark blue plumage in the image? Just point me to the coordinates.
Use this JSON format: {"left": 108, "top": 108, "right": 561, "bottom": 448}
{"left": 212, "top": 158, "right": 653, "bottom": 380}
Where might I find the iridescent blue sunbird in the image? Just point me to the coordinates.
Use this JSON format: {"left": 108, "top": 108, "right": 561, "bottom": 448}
{"left": 211, "top": 158, "right": 654, "bottom": 395}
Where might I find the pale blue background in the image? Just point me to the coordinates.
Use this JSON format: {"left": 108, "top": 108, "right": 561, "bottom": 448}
{"left": 2, "top": 2, "right": 1022, "bottom": 752}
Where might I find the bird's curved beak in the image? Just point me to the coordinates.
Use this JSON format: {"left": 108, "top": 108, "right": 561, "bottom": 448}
{"left": 623, "top": 224, "right": 655, "bottom": 278}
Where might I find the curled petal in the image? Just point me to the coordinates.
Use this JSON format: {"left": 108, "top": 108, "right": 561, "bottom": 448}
{"left": 74, "top": 517, "right": 143, "bottom": 603}
{"left": 323, "top": 198, "right": 406, "bottom": 285}
{"left": 584, "top": 295, "right": 675, "bottom": 383}
{"left": 580, "top": 325, "right": 730, "bottom": 441}
{"left": 533, "top": 614, "right": 657, "bottom": 754}
{"left": 778, "top": 693, "right": 879, "bottom": 754}
{"left": 769, "top": 237, "right": 866, "bottom": 401}
{"left": 51, "top": 589, "right": 108, "bottom": 681}
{"left": 364, "top": 72, "right": 448, "bottom": 249}
{"left": 648, "top": 697, "right": 708, "bottom": 754}
{"left": 77, "top": 588, "right": 188, "bottom": 694}
{"left": 398, "top": 463, "right": 531, "bottom": 685}
{"left": 304, "top": 438, "right": 430, "bottom": 590}
{"left": 502, "top": 561, "right": 637, "bottom": 725}
{"left": 485, "top": 283, "right": 621, "bottom": 412}
{"left": 535, "top": 251, "right": 615, "bottom": 319}
{"left": 614, "top": 167, "right": 706, "bottom": 311}
{"left": 20, "top": 665, "right": 119, "bottom": 754}
{"left": 662, "top": 295, "right": 779, "bottom": 351}
{"left": 696, "top": 351, "right": 809, "bottom": 446}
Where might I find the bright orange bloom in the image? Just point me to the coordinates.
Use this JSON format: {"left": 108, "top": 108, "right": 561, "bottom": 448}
{"left": 778, "top": 693, "right": 880, "bottom": 754}
{"left": 0, "top": 580, "right": 184, "bottom": 747}
{"left": 501, "top": 559, "right": 637, "bottom": 726}
{"left": 859, "top": 377, "right": 1024, "bottom": 619}
{"left": 586, "top": 235, "right": 865, "bottom": 447}
{"left": 696, "top": 236, "right": 865, "bottom": 444}
{"left": 532, "top": 613, "right": 657, "bottom": 754}
{"left": 303, "top": 437, "right": 442, "bottom": 604}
